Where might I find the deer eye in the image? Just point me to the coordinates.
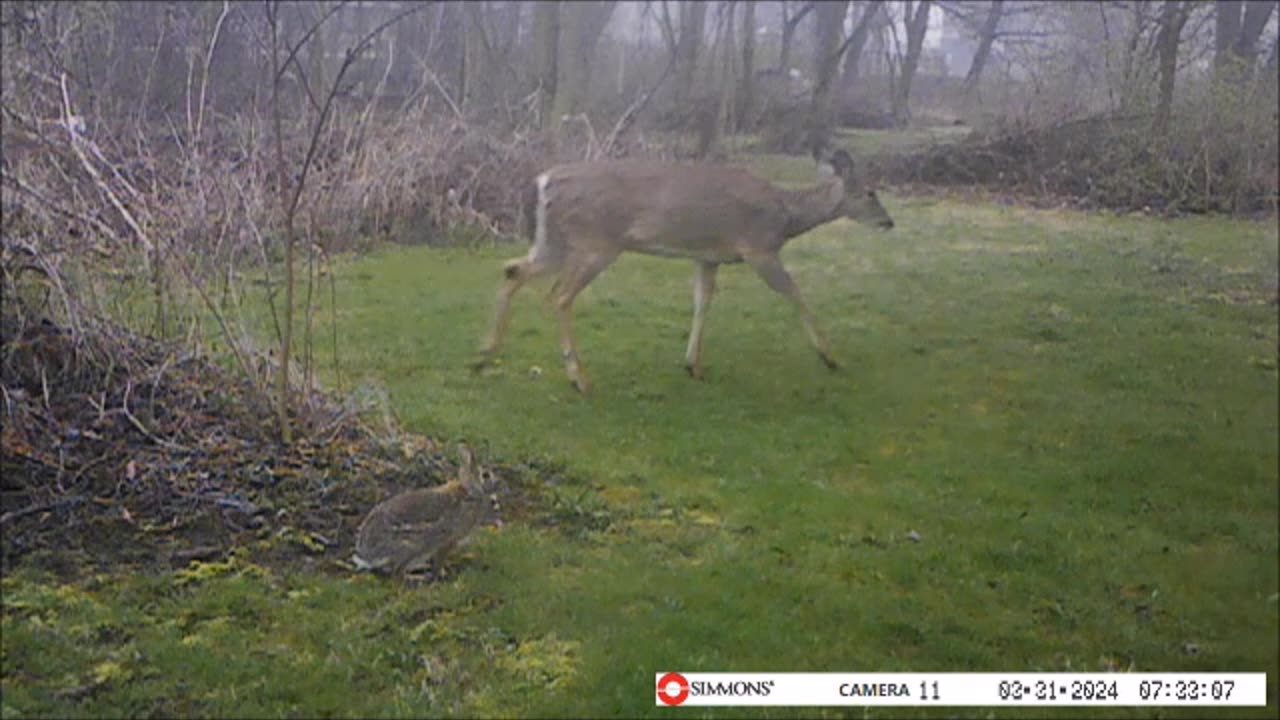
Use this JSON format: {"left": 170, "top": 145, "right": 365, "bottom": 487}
{"left": 866, "top": 190, "right": 877, "bottom": 199}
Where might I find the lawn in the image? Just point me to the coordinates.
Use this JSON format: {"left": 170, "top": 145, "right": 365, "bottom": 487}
{"left": 3, "top": 181, "right": 1277, "bottom": 718}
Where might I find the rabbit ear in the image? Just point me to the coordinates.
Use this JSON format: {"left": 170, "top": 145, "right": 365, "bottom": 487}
{"left": 456, "top": 443, "right": 476, "bottom": 483}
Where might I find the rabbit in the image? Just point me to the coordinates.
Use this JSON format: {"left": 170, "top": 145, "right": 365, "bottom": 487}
{"left": 352, "top": 444, "right": 501, "bottom": 577}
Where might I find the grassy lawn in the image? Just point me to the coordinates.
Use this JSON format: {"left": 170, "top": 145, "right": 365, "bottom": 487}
{"left": 831, "top": 125, "right": 971, "bottom": 154}
{"left": 732, "top": 125, "right": 969, "bottom": 158}
{"left": 4, "top": 182, "right": 1277, "bottom": 717}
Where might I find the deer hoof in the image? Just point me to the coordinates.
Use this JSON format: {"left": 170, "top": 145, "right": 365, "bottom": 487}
{"left": 570, "top": 376, "right": 592, "bottom": 394}
{"left": 685, "top": 363, "right": 705, "bottom": 380}
{"left": 821, "top": 355, "right": 841, "bottom": 371}
{"left": 469, "top": 354, "right": 492, "bottom": 373}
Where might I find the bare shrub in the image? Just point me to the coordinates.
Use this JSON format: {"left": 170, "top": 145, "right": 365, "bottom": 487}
{"left": 882, "top": 69, "right": 1278, "bottom": 216}
{"left": 314, "top": 103, "right": 548, "bottom": 250}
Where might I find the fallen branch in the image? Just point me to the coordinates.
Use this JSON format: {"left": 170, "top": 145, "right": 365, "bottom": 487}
{"left": 0, "top": 496, "right": 86, "bottom": 526}
{"left": 59, "top": 74, "right": 154, "bottom": 261}
{"left": 122, "top": 379, "right": 192, "bottom": 453}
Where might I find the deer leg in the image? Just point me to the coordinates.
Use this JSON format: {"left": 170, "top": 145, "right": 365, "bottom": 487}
{"left": 473, "top": 256, "right": 551, "bottom": 369}
{"left": 746, "top": 254, "right": 840, "bottom": 371}
{"left": 684, "top": 261, "right": 719, "bottom": 379}
{"left": 552, "top": 252, "right": 618, "bottom": 394}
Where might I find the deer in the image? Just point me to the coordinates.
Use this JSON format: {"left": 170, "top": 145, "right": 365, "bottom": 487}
{"left": 470, "top": 148, "right": 895, "bottom": 394}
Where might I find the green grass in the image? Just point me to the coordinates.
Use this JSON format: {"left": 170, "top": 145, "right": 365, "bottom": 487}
{"left": 4, "top": 184, "right": 1277, "bottom": 718}
{"left": 732, "top": 125, "right": 968, "bottom": 158}
{"left": 831, "top": 125, "right": 971, "bottom": 155}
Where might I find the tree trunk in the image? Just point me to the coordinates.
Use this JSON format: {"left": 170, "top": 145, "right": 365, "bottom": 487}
{"left": 674, "top": 1, "right": 708, "bottom": 108}
{"left": 268, "top": 5, "right": 293, "bottom": 445}
{"left": 837, "top": 2, "right": 884, "bottom": 107}
{"left": 777, "top": 1, "right": 813, "bottom": 73}
{"left": 532, "top": 1, "right": 558, "bottom": 126}
{"left": 390, "top": 1, "right": 423, "bottom": 94}
{"left": 1214, "top": 0, "right": 1242, "bottom": 75}
{"left": 1119, "top": 1, "right": 1153, "bottom": 111}
{"left": 617, "top": 31, "right": 626, "bottom": 94}
{"left": 551, "top": 1, "right": 615, "bottom": 127}
{"left": 1235, "top": 1, "right": 1276, "bottom": 66}
{"left": 892, "top": 0, "right": 932, "bottom": 127}
{"left": 462, "top": 2, "right": 489, "bottom": 109}
{"left": 428, "top": 3, "right": 466, "bottom": 100}
{"left": 1154, "top": 1, "right": 1191, "bottom": 137}
{"left": 348, "top": 0, "right": 369, "bottom": 95}
{"left": 552, "top": 0, "right": 582, "bottom": 124}
{"left": 495, "top": 0, "right": 521, "bottom": 55}
{"left": 309, "top": 1, "right": 329, "bottom": 100}
{"left": 1215, "top": 0, "right": 1274, "bottom": 81}
{"left": 574, "top": 1, "right": 617, "bottom": 112}
{"left": 738, "top": 0, "right": 756, "bottom": 130}
{"left": 779, "top": 12, "right": 795, "bottom": 72}
{"left": 809, "top": 0, "right": 848, "bottom": 135}
{"left": 712, "top": 0, "right": 736, "bottom": 155}
{"left": 838, "top": 2, "right": 883, "bottom": 98}
{"left": 534, "top": 1, "right": 559, "bottom": 128}
{"left": 962, "top": 0, "right": 1004, "bottom": 97}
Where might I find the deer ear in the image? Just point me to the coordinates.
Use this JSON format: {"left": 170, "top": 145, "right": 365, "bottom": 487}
{"left": 830, "top": 150, "right": 855, "bottom": 178}
{"left": 829, "top": 150, "right": 861, "bottom": 191}
{"left": 814, "top": 145, "right": 837, "bottom": 178}
{"left": 810, "top": 142, "right": 830, "bottom": 165}
{"left": 456, "top": 443, "right": 475, "bottom": 475}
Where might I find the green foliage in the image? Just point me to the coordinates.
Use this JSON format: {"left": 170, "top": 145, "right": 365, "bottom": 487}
{"left": 4, "top": 194, "right": 1277, "bottom": 718}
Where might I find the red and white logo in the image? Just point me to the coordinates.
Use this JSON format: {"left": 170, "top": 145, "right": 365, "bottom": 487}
{"left": 657, "top": 672, "right": 690, "bottom": 706}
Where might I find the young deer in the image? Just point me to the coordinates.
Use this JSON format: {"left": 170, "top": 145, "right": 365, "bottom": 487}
{"left": 472, "top": 149, "right": 894, "bottom": 393}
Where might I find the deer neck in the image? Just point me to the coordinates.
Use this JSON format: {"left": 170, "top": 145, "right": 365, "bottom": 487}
{"left": 780, "top": 179, "right": 844, "bottom": 240}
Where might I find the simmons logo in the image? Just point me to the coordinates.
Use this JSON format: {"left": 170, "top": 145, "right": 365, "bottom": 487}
{"left": 657, "top": 672, "right": 690, "bottom": 706}
{"left": 657, "top": 672, "right": 776, "bottom": 706}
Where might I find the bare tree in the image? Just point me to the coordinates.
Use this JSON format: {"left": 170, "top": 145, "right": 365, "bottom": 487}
{"left": 552, "top": 2, "right": 584, "bottom": 124}
{"left": 1237, "top": 0, "right": 1273, "bottom": 60}
{"left": 777, "top": 0, "right": 815, "bottom": 73}
{"left": 1154, "top": 0, "right": 1192, "bottom": 136}
{"left": 1215, "top": 0, "right": 1276, "bottom": 79}
{"left": 838, "top": 1, "right": 887, "bottom": 99}
{"left": 264, "top": 0, "right": 424, "bottom": 441}
{"left": 551, "top": 0, "right": 616, "bottom": 126}
{"left": 809, "top": 0, "right": 849, "bottom": 133}
{"left": 738, "top": 0, "right": 757, "bottom": 130}
{"left": 673, "top": 1, "right": 708, "bottom": 108}
{"left": 1118, "top": 1, "right": 1160, "bottom": 111}
{"left": 891, "top": 0, "right": 932, "bottom": 127}
{"left": 1215, "top": 0, "right": 1243, "bottom": 74}
{"left": 575, "top": 2, "right": 618, "bottom": 114}
{"left": 462, "top": 2, "right": 492, "bottom": 109}
{"left": 712, "top": 0, "right": 737, "bottom": 154}
{"left": 534, "top": 1, "right": 560, "bottom": 127}
{"left": 962, "top": 0, "right": 1005, "bottom": 97}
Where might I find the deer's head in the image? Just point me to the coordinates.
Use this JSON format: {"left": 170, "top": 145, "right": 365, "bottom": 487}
{"left": 818, "top": 149, "right": 894, "bottom": 230}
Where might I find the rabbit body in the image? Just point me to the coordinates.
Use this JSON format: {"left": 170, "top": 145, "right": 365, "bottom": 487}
{"left": 353, "top": 446, "right": 497, "bottom": 576}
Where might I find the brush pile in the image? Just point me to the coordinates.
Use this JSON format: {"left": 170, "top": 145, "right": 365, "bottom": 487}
{"left": 0, "top": 258, "right": 466, "bottom": 576}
